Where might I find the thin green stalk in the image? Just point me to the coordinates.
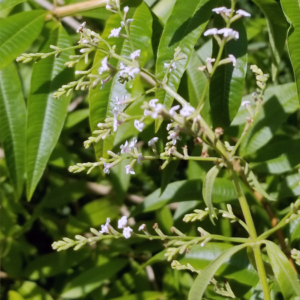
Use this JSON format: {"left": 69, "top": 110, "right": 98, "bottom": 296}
{"left": 253, "top": 244, "right": 271, "bottom": 300}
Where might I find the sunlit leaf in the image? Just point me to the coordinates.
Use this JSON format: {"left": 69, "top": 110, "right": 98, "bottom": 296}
{"left": 0, "top": 10, "right": 45, "bottom": 69}
{"left": 26, "top": 25, "right": 74, "bottom": 200}
{"left": 0, "top": 63, "right": 26, "bottom": 199}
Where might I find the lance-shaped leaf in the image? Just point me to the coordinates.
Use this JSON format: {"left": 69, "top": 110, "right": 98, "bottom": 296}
{"left": 202, "top": 165, "right": 221, "bottom": 224}
{"left": 154, "top": 0, "right": 219, "bottom": 131}
{"left": 0, "top": 0, "right": 26, "bottom": 11}
{"left": 281, "top": 0, "right": 300, "bottom": 104}
{"left": 0, "top": 63, "right": 26, "bottom": 200}
{"left": 89, "top": 0, "right": 152, "bottom": 159}
{"left": 0, "top": 10, "right": 46, "bottom": 70}
{"left": 26, "top": 25, "right": 74, "bottom": 200}
{"left": 188, "top": 243, "right": 249, "bottom": 300}
{"left": 240, "top": 83, "right": 299, "bottom": 156}
{"left": 265, "top": 241, "right": 300, "bottom": 299}
{"left": 210, "top": 19, "right": 247, "bottom": 129}
{"left": 240, "top": 159, "right": 275, "bottom": 201}
{"left": 252, "top": 0, "right": 288, "bottom": 80}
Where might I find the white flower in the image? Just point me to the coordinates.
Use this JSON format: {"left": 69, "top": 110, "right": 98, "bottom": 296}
{"left": 169, "top": 131, "right": 181, "bottom": 145}
{"left": 109, "top": 27, "right": 122, "bottom": 38}
{"left": 148, "top": 137, "right": 159, "bottom": 146}
{"left": 120, "top": 141, "right": 130, "bottom": 153}
{"left": 99, "top": 217, "right": 110, "bottom": 233}
{"left": 123, "top": 226, "right": 133, "bottom": 238}
{"left": 139, "top": 224, "right": 146, "bottom": 231}
{"left": 149, "top": 99, "right": 159, "bottom": 108}
{"left": 121, "top": 21, "right": 125, "bottom": 27}
{"left": 103, "top": 162, "right": 112, "bottom": 174}
{"left": 228, "top": 54, "right": 236, "bottom": 67}
{"left": 119, "top": 63, "right": 140, "bottom": 79}
{"left": 180, "top": 105, "right": 195, "bottom": 117}
{"left": 166, "top": 123, "right": 172, "bottom": 131}
{"left": 164, "top": 62, "right": 176, "bottom": 73}
{"left": 124, "top": 6, "right": 129, "bottom": 13}
{"left": 106, "top": 4, "right": 112, "bottom": 10}
{"left": 198, "top": 66, "right": 206, "bottom": 72}
{"left": 218, "top": 28, "right": 239, "bottom": 40}
{"left": 129, "top": 138, "right": 137, "bottom": 149}
{"left": 125, "top": 165, "right": 135, "bottom": 175}
{"left": 118, "top": 216, "right": 128, "bottom": 228}
{"left": 98, "top": 57, "right": 109, "bottom": 74}
{"left": 169, "top": 105, "right": 180, "bottom": 117}
{"left": 134, "top": 120, "right": 145, "bottom": 132}
{"left": 144, "top": 109, "right": 152, "bottom": 116}
{"left": 127, "top": 19, "right": 133, "bottom": 26}
{"left": 151, "top": 103, "right": 165, "bottom": 119}
{"left": 241, "top": 101, "right": 251, "bottom": 107}
{"left": 76, "top": 22, "right": 86, "bottom": 33}
{"left": 204, "top": 28, "right": 218, "bottom": 36}
{"left": 236, "top": 9, "right": 251, "bottom": 17}
{"left": 130, "top": 49, "right": 141, "bottom": 60}
{"left": 212, "top": 7, "right": 227, "bottom": 14}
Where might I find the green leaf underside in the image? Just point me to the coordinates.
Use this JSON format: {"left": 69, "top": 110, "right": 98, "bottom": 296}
{"left": 203, "top": 165, "right": 220, "bottom": 223}
{"left": 252, "top": 0, "right": 288, "bottom": 80}
{"left": 89, "top": 0, "right": 152, "bottom": 159}
{"left": 0, "top": 0, "right": 26, "bottom": 11}
{"left": 210, "top": 19, "right": 247, "bottom": 128}
{"left": 188, "top": 243, "right": 249, "bottom": 300}
{"left": 241, "top": 160, "right": 275, "bottom": 201}
{"left": 61, "top": 259, "right": 127, "bottom": 298}
{"left": 154, "top": 0, "right": 219, "bottom": 131}
{"left": 131, "top": 178, "right": 238, "bottom": 216}
{"left": 0, "top": 63, "right": 26, "bottom": 199}
{"left": 281, "top": 0, "right": 300, "bottom": 104}
{"left": 181, "top": 243, "right": 259, "bottom": 286}
{"left": 26, "top": 25, "right": 74, "bottom": 200}
{"left": 240, "top": 83, "right": 299, "bottom": 156}
{"left": 0, "top": 10, "right": 46, "bottom": 70}
{"left": 265, "top": 241, "right": 300, "bottom": 299}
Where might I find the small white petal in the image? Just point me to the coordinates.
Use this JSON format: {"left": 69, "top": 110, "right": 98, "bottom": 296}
{"left": 125, "top": 165, "right": 135, "bottom": 175}
{"left": 149, "top": 99, "right": 159, "bottom": 108}
{"left": 118, "top": 216, "right": 128, "bottom": 229}
{"left": 134, "top": 120, "right": 145, "bottom": 132}
{"left": 123, "top": 226, "right": 133, "bottom": 238}
{"left": 129, "top": 138, "right": 137, "bottom": 149}
{"left": 228, "top": 54, "right": 237, "bottom": 67}
{"left": 138, "top": 224, "right": 146, "bottom": 231}
{"left": 108, "top": 27, "right": 122, "bottom": 38}
{"left": 148, "top": 137, "right": 159, "bottom": 146}
{"left": 124, "top": 6, "right": 129, "bottom": 13}
{"left": 169, "top": 105, "right": 180, "bottom": 117}
{"left": 212, "top": 7, "right": 227, "bottom": 14}
{"left": 130, "top": 49, "right": 141, "bottom": 60}
{"left": 236, "top": 9, "right": 251, "bottom": 17}
{"left": 204, "top": 28, "right": 218, "bottom": 36}
{"left": 241, "top": 101, "right": 251, "bottom": 107}
{"left": 180, "top": 105, "right": 195, "bottom": 117}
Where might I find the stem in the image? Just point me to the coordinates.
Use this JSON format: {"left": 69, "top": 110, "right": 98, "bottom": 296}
{"left": 53, "top": 0, "right": 108, "bottom": 18}
{"left": 253, "top": 244, "right": 271, "bottom": 300}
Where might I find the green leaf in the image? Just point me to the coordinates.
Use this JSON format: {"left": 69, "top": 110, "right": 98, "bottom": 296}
{"left": 154, "top": 0, "right": 218, "bottom": 131}
{"left": 0, "top": 63, "right": 26, "bottom": 199}
{"left": 252, "top": 0, "right": 288, "bottom": 80}
{"left": 0, "top": 0, "right": 26, "bottom": 11}
{"left": 64, "top": 108, "right": 89, "bottom": 129}
{"left": 17, "top": 281, "right": 53, "bottom": 300}
{"left": 210, "top": 19, "right": 247, "bottom": 128}
{"left": 23, "top": 249, "right": 89, "bottom": 280}
{"left": 109, "top": 292, "right": 164, "bottom": 300}
{"left": 240, "top": 83, "right": 299, "bottom": 156}
{"left": 8, "top": 291, "right": 25, "bottom": 300}
{"left": 131, "top": 178, "right": 237, "bottom": 216}
{"left": 265, "top": 241, "right": 300, "bottom": 299}
{"left": 240, "top": 160, "right": 275, "bottom": 201}
{"left": 61, "top": 259, "right": 128, "bottom": 298}
{"left": 89, "top": 0, "right": 152, "bottom": 159}
{"left": 188, "top": 243, "right": 248, "bottom": 300}
{"left": 281, "top": 0, "right": 300, "bottom": 104}
{"left": 26, "top": 25, "right": 74, "bottom": 200}
{"left": 0, "top": 10, "right": 46, "bottom": 70}
{"left": 202, "top": 165, "right": 220, "bottom": 223}
{"left": 181, "top": 243, "right": 259, "bottom": 286}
